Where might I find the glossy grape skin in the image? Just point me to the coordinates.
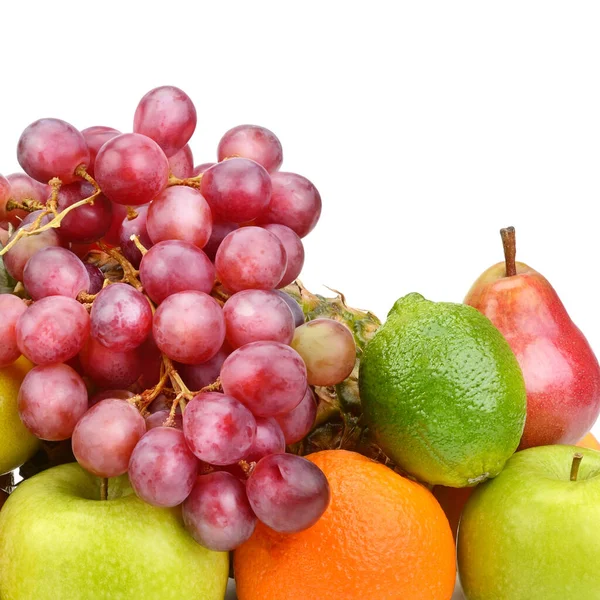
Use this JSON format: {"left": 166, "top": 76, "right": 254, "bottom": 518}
{"left": 146, "top": 186, "right": 212, "bottom": 248}
{"left": 183, "top": 392, "right": 256, "bottom": 465}
{"left": 291, "top": 319, "right": 357, "bottom": 386}
{"left": 256, "top": 172, "right": 322, "bottom": 238}
{"left": 183, "top": 471, "right": 257, "bottom": 551}
{"left": 176, "top": 343, "right": 231, "bottom": 391}
{"left": 218, "top": 125, "right": 283, "bottom": 173}
{"left": 90, "top": 283, "right": 152, "bottom": 351}
{"left": 244, "top": 417, "right": 286, "bottom": 463}
{"left": 80, "top": 126, "right": 121, "bottom": 177}
{"left": 2, "top": 173, "right": 50, "bottom": 226}
{"left": 202, "top": 221, "right": 239, "bottom": 262}
{"left": 274, "top": 290, "right": 306, "bottom": 327}
{"left": 94, "top": 133, "right": 169, "bottom": 206}
{"left": 133, "top": 86, "right": 197, "bottom": 157}
{"left": 23, "top": 247, "right": 90, "bottom": 300}
{"left": 139, "top": 240, "right": 215, "bottom": 304}
{"left": 0, "top": 175, "right": 12, "bottom": 224}
{"left": 79, "top": 337, "right": 143, "bottom": 388}
{"left": 275, "top": 387, "right": 317, "bottom": 444}
{"left": 56, "top": 181, "right": 112, "bottom": 243}
{"left": 200, "top": 158, "right": 271, "bottom": 223}
{"left": 145, "top": 411, "right": 183, "bottom": 431}
{"left": 89, "top": 389, "right": 134, "bottom": 407}
{"left": 221, "top": 341, "right": 308, "bottom": 417}
{"left": 168, "top": 144, "right": 194, "bottom": 178}
{"left": 129, "top": 427, "right": 198, "bottom": 507}
{"left": 246, "top": 453, "right": 331, "bottom": 533}
{"left": 17, "top": 296, "right": 90, "bottom": 365}
{"left": 17, "top": 118, "right": 90, "bottom": 184}
{"left": 153, "top": 291, "right": 225, "bottom": 365}
{"left": 0, "top": 295, "right": 27, "bottom": 367}
{"left": 18, "top": 363, "right": 88, "bottom": 441}
{"left": 3, "top": 214, "right": 62, "bottom": 281}
{"left": 84, "top": 263, "right": 104, "bottom": 294}
{"left": 192, "top": 162, "right": 216, "bottom": 176}
{"left": 72, "top": 399, "right": 146, "bottom": 478}
{"left": 262, "top": 224, "right": 305, "bottom": 287}
{"left": 118, "top": 205, "right": 153, "bottom": 268}
{"left": 103, "top": 202, "right": 129, "bottom": 246}
{"left": 215, "top": 227, "right": 287, "bottom": 293}
{"left": 223, "top": 290, "right": 295, "bottom": 348}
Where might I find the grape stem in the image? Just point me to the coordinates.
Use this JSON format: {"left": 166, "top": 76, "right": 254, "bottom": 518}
{"left": 130, "top": 367, "right": 171, "bottom": 415}
{"left": 167, "top": 173, "right": 203, "bottom": 189}
{"left": 5, "top": 197, "right": 45, "bottom": 213}
{"left": 130, "top": 234, "right": 148, "bottom": 256}
{"left": 162, "top": 355, "right": 194, "bottom": 406}
{"left": 98, "top": 242, "right": 143, "bottom": 291}
{"left": 126, "top": 206, "right": 138, "bottom": 220}
{"left": 165, "top": 392, "right": 184, "bottom": 427}
{"left": 238, "top": 460, "right": 256, "bottom": 478}
{"left": 199, "top": 378, "right": 222, "bottom": 393}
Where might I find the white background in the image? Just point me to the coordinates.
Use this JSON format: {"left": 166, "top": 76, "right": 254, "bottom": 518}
{"left": 2, "top": 2, "right": 600, "bottom": 598}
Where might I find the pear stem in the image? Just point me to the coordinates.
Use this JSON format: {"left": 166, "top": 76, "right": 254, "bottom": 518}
{"left": 570, "top": 453, "right": 584, "bottom": 482}
{"left": 500, "top": 226, "right": 517, "bottom": 277}
{"left": 100, "top": 478, "right": 108, "bottom": 501}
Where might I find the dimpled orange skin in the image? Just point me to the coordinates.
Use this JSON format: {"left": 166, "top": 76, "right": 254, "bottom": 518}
{"left": 577, "top": 432, "right": 600, "bottom": 451}
{"left": 234, "top": 450, "right": 456, "bottom": 600}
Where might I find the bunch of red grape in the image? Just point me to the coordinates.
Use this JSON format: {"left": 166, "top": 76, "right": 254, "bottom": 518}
{"left": 0, "top": 86, "right": 358, "bottom": 552}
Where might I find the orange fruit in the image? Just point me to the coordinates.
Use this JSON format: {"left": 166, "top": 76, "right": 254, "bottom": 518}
{"left": 433, "top": 485, "right": 474, "bottom": 540}
{"left": 234, "top": 450, "right": 456, "bottom": 600}
{"left": 577, "top": 432, "right": 600, "bottom": 451}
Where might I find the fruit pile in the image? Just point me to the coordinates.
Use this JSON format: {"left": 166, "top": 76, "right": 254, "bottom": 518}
{"left": 0, "top": 86, "right": 358, "bottom": 552}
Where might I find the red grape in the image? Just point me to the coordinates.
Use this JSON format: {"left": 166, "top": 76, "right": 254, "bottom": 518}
{"left": 200, "top": 158, "right": 271, "bottom": 223}
{"left": 2, "top": 173, "right": 49, "bottom": 226}
{"left": 145, "top": 410, "right": 183, "bottom": 431}
{"left": 90, "top": 283, "right": 152, "bottom": 351}
{"left": 274, "top": 290, "right": 305, "bottom": 327}
{"left": 139, "top": 240, "right": 215, "bottom": 304}
{"left": 257, "top": 171, "right": 322, "bottom": 238}
{"left": 83, "top": 263, "right": 105, "bottom": 294}
{"left": 72, "top": 398, "right": 146, "bottom": 478}
{"left": 0, "top": 295, "right": 27, "bottom": 367}
{"left": 192, "top": 162, "right": 215, "bottom": 176}
{"left": 137, "top": 335, "right": 162, "bottom": 389}
{"left": 23, "top": 247, "right": 90, "bottom": 300}
{"left": 146, "top": 186, "right": 212, "bottom": 248}
{"left": 183, "top": 471, "right": 257, "bottom": 551}
{"left": 3, "top": 214, "right": 62, "bottom": 281}
{"left": 129, "top": 427, "right": 198, "bottom": 507}
{"left": 221, "top": 341, "right": 307, "bottom": 417}
{"left": 223, "top": 290, "right": 295, "bottom": 348}
{"left": 18, "top": 363, "right": 87, "bottom": 441}
{"left": 103, "top": 202, "right": 129, "bottom": 246}
{"left": 168, "top": 144, "right": 194, "bottom": 178}
{"left": 80, "top": 126, "right": 121, "bottom": 177}
{"left": 118, "top": 205, "right": 153, "bottom": 268}
{"left": 202, "top": 221, "right": 239, "bottom": 262}
{"left": 246, "top": 453, "right": 330, "bottom": 533}
{"left": 153, "top": 291, "right": 225, "bottom": 364}
{"left": 17, "top": 119, "right": 90, "bottom": 184}
{"left": 218, "top": 125, "right": 283, "bottom": 173}
{"left": 0, "top": 175, "right": 11, "bottom": 224}
{"left": 291, "top": 319, "right": 357, "bottom": 386}
{"left": 80, "top": 337, "right": 143, "bottom": 388}
{"left": 275, "top": 387, "right": 317, "bottom": 444}
{"left": 183, "top": 392, "right": 256, "bottom": 465}
{"left": 215, "top": 227, "right": 287, "bottom": 292}
{"left": 176, "top": 343, "right": 231, "bottom": 391}
{"left": 133, "top": 86, "right": 197, "bottom": 157}
{"left": 244, "top": 417, "right": 286, "bottom": 463}
{"left": 89, "top": 389, "right": 135, "bottom": 407}
{"left": 56, "top": 181, "right": 112, "bottom": 243}
{"left": 94, "top": 133, "right": 169, "bottom": 206}
{"left": 262, "top": 224, "right": 305, "bottom": 287}
{"left": 17, "top": 296, "right": 90, "bottom": 365}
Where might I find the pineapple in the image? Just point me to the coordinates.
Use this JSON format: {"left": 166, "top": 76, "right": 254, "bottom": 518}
{"left": 283, "top": 282, "right": 394, "bottom": 466}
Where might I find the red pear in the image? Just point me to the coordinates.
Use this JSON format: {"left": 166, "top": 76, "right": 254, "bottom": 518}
{"left": 465, "top": 227, "right": 600, "bottom": 449}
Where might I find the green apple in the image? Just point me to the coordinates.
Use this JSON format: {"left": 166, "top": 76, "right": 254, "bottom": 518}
{"left": 458, "top": 445, "right": 600, "bottom": 599}
{"left": 0, "top": 356, "right": 40, "bottom": 475}
{"left": 0, "top": 463, "right": 229, "bottom": 600}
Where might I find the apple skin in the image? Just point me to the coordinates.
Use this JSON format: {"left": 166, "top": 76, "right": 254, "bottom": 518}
{"left": 0, "top": 463, "right": 229, "bottom": 600}
{"left": 458, "top": 445, "right": 600, "bottom": 599}
{"left": 0, "top": 356, "right": 40, "bottom": 475}
{"left": 465, "top": 262, "right": 600, "bottom": 448}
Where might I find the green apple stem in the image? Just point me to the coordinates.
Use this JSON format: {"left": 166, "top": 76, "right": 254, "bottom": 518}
{"left": 570, "top": 453, "right": 584, "bottom": 481}
{"left": 100, "top": 478, "right": 108, "bottom": 501}
{"left": 500, "top": 226, "right": 517, "bottom": 277}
